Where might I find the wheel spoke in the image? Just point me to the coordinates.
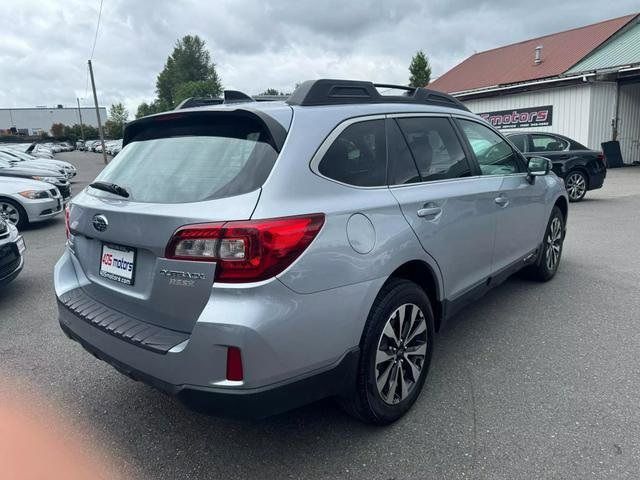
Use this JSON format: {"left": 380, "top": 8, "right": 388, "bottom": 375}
{"left": 386, "top": 363, "right": 400, "bottom": 403}
{"left": 406, "top": 342, "right": 427, "bottom": 356}
{"left": 405, "top": 320, "right": 426, "bottom": 346}
{"left": 404, "top": 355, "right": 421, "bottom": 382}
{"left": 398, "top": 362, "right": 408, "bottom": 401}
{"left": 382, "top": 319, "right": 400, "bottom": 346}
{"left": 376, "top": 348, "right": 394, "bottom": 366}
{"left": 376, "top": 360, "right": 394, "bottom": 395}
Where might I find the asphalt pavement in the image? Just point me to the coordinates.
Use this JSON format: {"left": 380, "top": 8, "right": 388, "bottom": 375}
{"left": 1, "top": 151, "right": 639, "bottom": 479}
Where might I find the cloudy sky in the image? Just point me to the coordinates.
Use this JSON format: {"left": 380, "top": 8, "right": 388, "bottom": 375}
{"left": 1, "top": 0, "right": 638, "bottom": 117}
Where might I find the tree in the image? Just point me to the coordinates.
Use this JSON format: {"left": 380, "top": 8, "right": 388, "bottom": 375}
{"left": 155, "top": 35, "right": 222, "bottom": 109}
{"left": 105, "top": 103, "right": 129, "bottom": 138}
{"left": 260, "top": 88, "right": 282, "bottom": 96}
{"left": 135, "top": 101, "right": 161, "bottom": 119}
{"left": 50, "top": 123, "right": 65, "bottom": 138}
{"left": 174, "top": 79, "right": 222, "bottom": 105}
{"left": 409, "top": 50, "right": 432, "bottom": 87}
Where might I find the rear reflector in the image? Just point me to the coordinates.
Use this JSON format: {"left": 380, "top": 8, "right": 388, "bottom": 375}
{"left": 226, "top": 346, "right": 244, "bottom": 381}
{"left": 165, "top": 214, "right": 325, "bottom": 283}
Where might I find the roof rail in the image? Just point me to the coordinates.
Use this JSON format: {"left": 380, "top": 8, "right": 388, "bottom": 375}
{"left": 286, "top": 79, "right": 470, "bottom": 111}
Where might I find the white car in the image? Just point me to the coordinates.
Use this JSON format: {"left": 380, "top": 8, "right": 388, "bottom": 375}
{"left": 0, "top": 148, "right": 77, "bottom": 179}
{"left": 0, "top": 176, "right": 63, "bottom": 229}
{"left": 0, "top": 215, "right": 25, "bottom": 286}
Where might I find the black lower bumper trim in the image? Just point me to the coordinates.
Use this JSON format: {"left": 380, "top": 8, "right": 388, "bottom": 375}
{"left": 59, "top": 320, "right": 359, "bottom": 419}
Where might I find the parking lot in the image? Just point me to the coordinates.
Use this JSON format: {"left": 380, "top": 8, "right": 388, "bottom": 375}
{"left": 1, "top": 150, "right": 639, "bottom": 479}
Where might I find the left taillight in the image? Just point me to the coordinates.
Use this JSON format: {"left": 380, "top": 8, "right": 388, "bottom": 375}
{"left": 597, "top": 152, "right": 607, "bottom": 168}
{"left": 165, "top": 214, "right": 325, "bottom": 283}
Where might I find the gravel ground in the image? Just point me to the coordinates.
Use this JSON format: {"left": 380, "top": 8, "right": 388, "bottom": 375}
{"left": 1, "top": 151, "right": 639, "bottom": 479}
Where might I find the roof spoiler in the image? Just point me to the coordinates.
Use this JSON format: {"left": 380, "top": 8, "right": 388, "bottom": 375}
{"left": 287, "top": 79, "right": 470, "bottom": 111}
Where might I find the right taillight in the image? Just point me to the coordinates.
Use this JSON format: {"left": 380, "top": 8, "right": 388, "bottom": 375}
{"left": 598, "top": 152, "right": 607, "bottom": 168}
{"left": 165, "top": 214, "right": 325, "bottom": 283}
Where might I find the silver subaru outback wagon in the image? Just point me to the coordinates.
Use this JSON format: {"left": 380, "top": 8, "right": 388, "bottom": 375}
{"left": 55, "top": 80, "right": 568, "bottom": 424}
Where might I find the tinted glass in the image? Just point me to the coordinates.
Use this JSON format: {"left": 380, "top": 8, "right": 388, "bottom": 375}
{"left": 396, "top": 117, "right": 471, "bottom": 182}
{"left": 531, "top": 134, "right": 569, "bottom": 152}
{"left": 387, "top": 120, "right": 420, "bottom": 185}
{"left": 458, "top": 119, "right": 523, "bottom": 176}
{"left": 318, "top": 120, "right": 386, "bottom": 187}
{"left": 93, "top": 116, "right": 278, "bottom": 203}
{"left": 508, "top": 134, "right": 527, "bottom": 152}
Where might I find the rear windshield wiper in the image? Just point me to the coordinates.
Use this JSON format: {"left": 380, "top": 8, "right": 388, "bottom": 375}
{"left": 89, "top": 181, "right": 130, "bottom": 198}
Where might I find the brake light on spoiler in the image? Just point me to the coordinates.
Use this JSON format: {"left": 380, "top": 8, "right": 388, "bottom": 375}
{"left": 165, "top": 214, "right": 325, "bottom": 283}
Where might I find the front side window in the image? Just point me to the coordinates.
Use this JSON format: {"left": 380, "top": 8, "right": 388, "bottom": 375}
{"left": 508, "top": 134, "right": 528, "bottom": 152}
{"left": 318, "top": 120, "right": 386, "bottom": 187}
{"left": 458, "top": 119, "right": 523, "bottom": 176}
{"left": 531, "top": 134, "right": 569, "bottom": 152}
{"left": 396, "top": 117, "right": 471, "bottom": 182}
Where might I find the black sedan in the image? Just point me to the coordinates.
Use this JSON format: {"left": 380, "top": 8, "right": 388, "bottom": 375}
{"left": 506, "top": 132, "right": 606, "bottom": 202}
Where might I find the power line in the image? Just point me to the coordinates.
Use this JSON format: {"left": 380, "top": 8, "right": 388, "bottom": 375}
{"left": 89, "top": 0, "right": 104, "bottom": 60}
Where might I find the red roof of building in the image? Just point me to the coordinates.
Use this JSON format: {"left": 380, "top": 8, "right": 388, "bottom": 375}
{"left": 429, "top": 14, "right": 638, "bottom": 94}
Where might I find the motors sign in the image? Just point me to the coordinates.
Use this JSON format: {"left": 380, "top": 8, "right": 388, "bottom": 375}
{"left": 479, "top": 105, "right": 553, "bottom": 129}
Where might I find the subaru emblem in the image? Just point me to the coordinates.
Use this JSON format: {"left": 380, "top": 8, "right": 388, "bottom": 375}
{"left": 92, "top": 214, "right": 108, "bottom": 232}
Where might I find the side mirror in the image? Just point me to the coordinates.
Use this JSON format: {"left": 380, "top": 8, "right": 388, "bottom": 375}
{"left": 527, "top": 156, "right": 551, "bottom": 183}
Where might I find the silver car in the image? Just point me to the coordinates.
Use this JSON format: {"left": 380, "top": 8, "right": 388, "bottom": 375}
{"left": 0, "top": 176, "right": 64, "bottom": 228}
{"left": 0, "top": 215, "right": 25, "bottom": 286}
{"left": 55, "top": 80, "right": 568, "bottom": 424}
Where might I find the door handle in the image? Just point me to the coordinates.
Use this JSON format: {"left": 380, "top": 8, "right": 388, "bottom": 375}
{"left": 494, "top": 195, "right": 509, "bottom": 207}
{"left": 417, "top": 206, "right": 442, "bottom": 218}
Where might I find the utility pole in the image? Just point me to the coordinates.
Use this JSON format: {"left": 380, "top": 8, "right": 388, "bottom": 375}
{"left": 88, "top": 59, "right": 108, "bottom": 164}
{"left": 76, "top": 97, "right": 85, "bottom": 142}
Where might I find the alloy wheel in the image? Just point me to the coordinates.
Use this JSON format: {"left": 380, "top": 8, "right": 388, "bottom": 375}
{"left": 375, "top": 303, "right": 428, "bottom": 405}
{"left": 566, "top": 172, "right": 586, "bottom": 201}
{"left": 0, "top": 202, "right": 20, "bottom": 226}
{"left": 545, "top": 216, "right": 563, "bottom": 271}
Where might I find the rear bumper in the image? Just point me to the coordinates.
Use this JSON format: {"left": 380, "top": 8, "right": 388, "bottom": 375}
{"left": 588, "top": 170, "right": 606, "bottom": 191}
{"left": 54, "top": 249, "right": 381, "bottom": 417}
{"left": 59, "top": 318, "right": 358, "bottom": 418}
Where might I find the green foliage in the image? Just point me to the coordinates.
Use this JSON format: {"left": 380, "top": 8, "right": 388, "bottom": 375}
{"left": 260, "top": 88, "right": 283, "bottom": 96}
{"left": 155, "top": 34, "right": 222, "bottom": 109}
{"left": 50, "top": 123, "right": 65, "bottom": 138}
{"left": 409, "top": 50, "right": 432, "bottom": 87}
{"left": 135, "top": 101, "right": 162, "bottom": 119}
{"left": 135, "top": 34, "right": 223, "bottom": 117}
{"left": 105, "top": 103, "right": 129, "bottom": 138}
{"left": 174, "top": 79, "right": 222, "bottom": 105}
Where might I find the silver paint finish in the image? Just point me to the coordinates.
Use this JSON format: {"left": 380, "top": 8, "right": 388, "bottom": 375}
{"left": 55, "top": 99, "right": 568, "bottom": 394}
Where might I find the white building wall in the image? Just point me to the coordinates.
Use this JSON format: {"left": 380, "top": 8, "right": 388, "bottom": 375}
{"left": 617, "top": 82, "right": 640, "bottom": 164}
{"left": 0, "top": 107, "right": 107, "bottom": 135}
{"left": 464, "top": 84, "right": 592, "bottom": 147}
{"left": 588, "top": 82, "right": 617, "bottom": 150}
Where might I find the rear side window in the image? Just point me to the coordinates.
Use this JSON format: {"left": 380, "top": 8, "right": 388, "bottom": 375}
{"left": 92, "top": 115, "right": 279, "bottom": 203}
{"left": 531, "top": 134, "right": 569, "bottom": 152}
{"left": 387, "top": 120, "right": 421, "bottom": 185}
{"left": 396, "top": 117, "right": 471, "bottom": 182}
{"left": 318, "top": 120, "right": 386, "bottom": 187}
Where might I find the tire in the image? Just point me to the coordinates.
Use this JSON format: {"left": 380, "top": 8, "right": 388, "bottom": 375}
{"left": 0, "top": 199, "right": 27, "bottom": 230}
{"left": 341, "top": 278, "right": 435, "bottom": 425}
{"left": 565, "top": 170, "right": 588, "bottom": 202}
{"left": 524, "top": 206, "right": 565, "bottom": 282}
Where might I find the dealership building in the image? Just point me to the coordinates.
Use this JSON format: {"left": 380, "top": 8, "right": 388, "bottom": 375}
{"left": 430, "top": 13, "right": 640, "bottom": 165}
{"left": 0, "top": 105, "right": 107, "bottom": 136}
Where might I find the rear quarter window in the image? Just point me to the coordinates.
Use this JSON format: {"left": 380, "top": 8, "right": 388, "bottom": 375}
{"left": 317, "top": 119, "right": 387, "bottom": 187}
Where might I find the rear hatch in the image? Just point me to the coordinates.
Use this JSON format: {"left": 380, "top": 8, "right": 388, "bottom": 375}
{"left": 68, "top": 108, "right": 289, "bottom": 334}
